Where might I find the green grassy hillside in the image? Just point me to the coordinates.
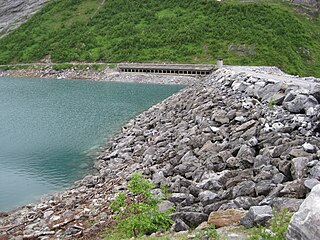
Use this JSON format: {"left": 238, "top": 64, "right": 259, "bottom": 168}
{"left": 0, "top": 0, "right": 319, "bottom": 76}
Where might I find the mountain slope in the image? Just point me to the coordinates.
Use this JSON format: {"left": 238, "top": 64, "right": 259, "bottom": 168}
{"left": 0, "top": 0, "right": 319, "bottom": 77}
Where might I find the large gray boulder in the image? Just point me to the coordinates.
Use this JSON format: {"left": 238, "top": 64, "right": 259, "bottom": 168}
{"left": 287, "top": 184, "right": 320, "bottom": 240}
{"left": 170, "top": 212, "right": 208, "bottom": 228}
{"left": 169, "top": 193, "right": 195, "bottom": 204}
{"left": 258, "top": 82, "right": 283, "bottom": 102}
{"left": 283, "top": 94, "right": 315, "bottom": 114}
{"left": 291, "top": 157, "right": 309, "bottom": 179}
{"left": 240, "top": 205, "right": 273, "bottom": 228}
{"left": 172, "top": 219, "right": 190, "bottom": 232}
{"left": 198, "top": 190, "right": 218, "bottom": 205}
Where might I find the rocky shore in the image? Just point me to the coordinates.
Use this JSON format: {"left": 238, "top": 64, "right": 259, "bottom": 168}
{"left": 1, "top": 67, "right": 320, "bottom": 239}
{"left": 0, "top": 67, "right": 197, "bottom": 85}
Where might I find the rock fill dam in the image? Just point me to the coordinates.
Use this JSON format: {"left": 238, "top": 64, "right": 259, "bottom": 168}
{"left": 1, "top": 67, "right": 320, "bottom": 239}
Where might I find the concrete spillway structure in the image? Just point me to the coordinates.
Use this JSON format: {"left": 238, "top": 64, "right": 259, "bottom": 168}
{"left": 118, "top": 63, "right": 214, "bottom": 77}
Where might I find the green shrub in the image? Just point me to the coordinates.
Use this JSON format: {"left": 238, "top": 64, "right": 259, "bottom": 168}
{"left": 107, "top": 63, "right": 117, "bottom": 69}
{"left": 247, "top": 208, "right": 293, "bottom": 240}
{"left": 91, "top": 64, "right": 107, "bottom": 71}
{"left": 108, "top": 172, "right": 174, "bottom": 239}
{"left": 0, "top": 64, "right": 32, "bottom": 70}
{"left": 52, "top": 63, "right": 73, "bottom": 70}
{"left": 160, "top": 183, "right": 171, "bottom": 199}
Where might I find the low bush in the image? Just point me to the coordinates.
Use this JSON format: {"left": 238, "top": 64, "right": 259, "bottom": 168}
{"left": 106, "top": 172, "right": 174, "bottom": 239}
{"left": 52, "top": 63, "right": 73, "bottom": 70}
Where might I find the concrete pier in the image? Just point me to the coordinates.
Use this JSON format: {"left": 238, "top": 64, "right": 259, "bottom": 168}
{"left": 217, "top": 59, "right": 223, "bottom": 69}
{"left": 118, "top": 63, "right": 214, "bottom": 77}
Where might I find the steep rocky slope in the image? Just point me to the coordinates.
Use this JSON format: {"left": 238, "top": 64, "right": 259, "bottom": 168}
{"left": 293, "top": 0, "right": 319, "bottom": 8}
{"left": 0, "top": 0, "right": 49, "bottom": 36}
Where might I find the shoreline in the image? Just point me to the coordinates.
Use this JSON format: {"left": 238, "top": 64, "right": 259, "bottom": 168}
{"left": 0, "top": 72, "right": 195, "bottom": 239}
{"left": 0, "top": 67, "right": 199, "bottom": 85}
{"left": 1, "top": 67, "right": 320, "bottom": 239}
{"left": 0, "top": 72, "right": 189, "bottom": 212}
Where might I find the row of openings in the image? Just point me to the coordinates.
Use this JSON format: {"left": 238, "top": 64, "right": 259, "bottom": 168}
{"left": 120, "top": 68, "right": 211, "bottom": 76}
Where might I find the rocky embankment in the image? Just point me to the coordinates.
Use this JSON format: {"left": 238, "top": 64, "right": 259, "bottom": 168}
{"left": 1, "top": 67, "right": 320, "bottom": 239}
{"left": 0, "top": 0, "right": 49, "bottom": 36}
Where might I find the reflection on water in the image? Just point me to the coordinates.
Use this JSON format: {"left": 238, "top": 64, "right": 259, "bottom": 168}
{"left": 0, "top": 77, "right": 184, "bottom": 211}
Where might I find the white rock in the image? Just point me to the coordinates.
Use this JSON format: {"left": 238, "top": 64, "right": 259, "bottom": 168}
{"left": 263, "top": 123, "right": 273, "bottom": 133}
{"left": 43, "top": 210, "right": 54, "bottom": 219}
{"left": 242, "top": 101, "right": 253, "bottom": 109}
{"left": 272, "top": 122, "right": 284, "bottom": 131}
{"left": 210, "top": 126, "right": 220, "bottom": 133}
{"left": 304, "top": 179, "right": 320, "bottom": 190}
{"left": 248, "top": 137, "right": 258, "bottom": 147}
{"left": 302, "top": 142, "right": 316, "bottom": 153}
{"left": 235, "top": 116, "right": 246, "bottom": 122}
{"left": 306, "top": 107, "right": 315, "bottom": 116}
{"left": 50, "top": 215, "right": 61, "bottom": 222}
{"left": 232, "top": 81, "right": 241, "bottom": 91}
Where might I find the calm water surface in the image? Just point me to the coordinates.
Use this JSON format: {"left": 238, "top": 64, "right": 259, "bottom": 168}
{"left": 0, "top": 77, "right": 184, "bottom": 211}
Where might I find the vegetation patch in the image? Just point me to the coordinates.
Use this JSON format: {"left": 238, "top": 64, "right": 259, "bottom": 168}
{"left": 247, "top": 208, "right": 293, "bottom": 240}
{"left": 0, "top": 0, "right": 319, "bottom": 77}
{"left": 0, "top": 64, "right": 33, "bottom": 70}
{"left": 52, "top": 63, "right": 74, "bottom": 70}
{"left": 104, "top": 172, "right": 174, "bottom": 239}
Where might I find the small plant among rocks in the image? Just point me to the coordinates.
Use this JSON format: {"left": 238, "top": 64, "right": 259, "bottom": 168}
{"left": 195, "top": 224, "right": 220, "bottom": 240}
{"left": 247, "top": 208, "right": 293, "bottom": 240}
{"left": 268, "top": 97, "right": 276, "bottom": 110}
{"left": 160, "top": 183, "right": 171, "bottom": 199}
{"left": 108, "top": 172, "right": 174, "bottom": 238}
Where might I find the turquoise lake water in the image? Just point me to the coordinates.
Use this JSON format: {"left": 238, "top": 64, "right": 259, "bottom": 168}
{"left": 0, "top": 77, "right": 184, "bottom": 211}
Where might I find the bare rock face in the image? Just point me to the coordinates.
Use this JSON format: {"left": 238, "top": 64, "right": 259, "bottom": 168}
{"left": 292, "top": 0, "right": 320, "bottom": 12}
{"left": 0, "top": 0, "right": 49, "bottom": 36}
{"left": 286, "top": 184, "right": 320, "bottom": 240}
{"left": 292, "top": 0, "right": 319, "bottom": 7}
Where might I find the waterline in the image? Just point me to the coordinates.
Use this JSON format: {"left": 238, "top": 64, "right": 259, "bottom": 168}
{"left": 0, "top": 77, "right": 184, "bottom": 211}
